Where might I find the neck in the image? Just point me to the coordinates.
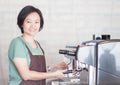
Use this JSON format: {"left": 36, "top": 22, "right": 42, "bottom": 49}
{"left": 22, "top": 34, "right": 38, "bottom": 48}
{"left": 22, "top": 34, "right": 35, "bottom": 43}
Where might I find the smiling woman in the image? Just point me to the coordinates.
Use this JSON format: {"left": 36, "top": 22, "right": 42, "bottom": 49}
{"left": 8, "top": 5, "right": 67, "bottom": 85}
{"left": 22, "top": 12, "right": 41, "bottom": 36}
{"left": 17, "top": 5, "right": 44, "bottom": 34}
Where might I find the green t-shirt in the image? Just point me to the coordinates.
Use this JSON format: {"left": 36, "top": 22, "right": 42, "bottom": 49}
{"left": 8, "top": 36, "right": 44, "bottom": 85}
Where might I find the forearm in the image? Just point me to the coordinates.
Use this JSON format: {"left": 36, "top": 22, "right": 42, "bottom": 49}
{"left": 13, "top": 58, "right": 66, "bottom": 81}
{"left": 22, "top": 70, "right": 56, "bottom": 81}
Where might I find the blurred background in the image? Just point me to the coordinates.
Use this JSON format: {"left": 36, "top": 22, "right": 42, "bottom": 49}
{"left": 0, "top": 0, "right": 120, "bottom": 85}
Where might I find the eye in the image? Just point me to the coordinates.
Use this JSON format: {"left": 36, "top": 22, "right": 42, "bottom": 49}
{"left": 35, "top": 21, "right": 40, "bottom": 23}
{"left": 26, "top": 20, "right": 31, "bottom": 23}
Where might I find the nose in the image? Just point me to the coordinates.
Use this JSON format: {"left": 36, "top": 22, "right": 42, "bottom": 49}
{"left": 31, "top": 23, "right": 36, "bottom": 28}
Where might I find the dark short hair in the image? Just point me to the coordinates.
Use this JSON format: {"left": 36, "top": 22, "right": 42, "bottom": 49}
{"left": 17, "top": 5, "right": 44, "bottom": 33}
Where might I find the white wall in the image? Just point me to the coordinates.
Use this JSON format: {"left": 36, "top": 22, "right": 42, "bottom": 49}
{"left": 0, "top": 0, "right": 120, "bottom": 84}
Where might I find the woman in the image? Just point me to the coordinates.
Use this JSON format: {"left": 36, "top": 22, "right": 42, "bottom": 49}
{"left": 8, "top": 5, "right": 67, "bottom": 85}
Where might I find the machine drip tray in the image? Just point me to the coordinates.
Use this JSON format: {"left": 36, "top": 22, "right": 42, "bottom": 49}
{"left": 51, "top": 77, "right": 88, "bottom": 85}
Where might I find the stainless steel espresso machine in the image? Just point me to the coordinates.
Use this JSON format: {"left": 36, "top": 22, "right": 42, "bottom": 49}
{"left": 57, "top": 39, "right": 120, "bottom": 85}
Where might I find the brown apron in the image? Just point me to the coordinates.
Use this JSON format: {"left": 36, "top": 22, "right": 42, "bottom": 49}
{"left": 20, "top": 42, "right": 46, "bottom": 85}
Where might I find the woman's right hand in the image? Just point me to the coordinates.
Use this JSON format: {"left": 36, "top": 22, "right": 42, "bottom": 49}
{"left": 53, "top": 70, "right": 66, "bottom": 79}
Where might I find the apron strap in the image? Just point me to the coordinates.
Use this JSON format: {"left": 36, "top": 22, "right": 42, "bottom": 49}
{"left": 35, "top": 40, "right": 45, "bottom": 55}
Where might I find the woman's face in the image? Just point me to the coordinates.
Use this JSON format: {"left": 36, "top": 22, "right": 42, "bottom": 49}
{"left": 22, "top": 12, "right": 40, "bottom": 36}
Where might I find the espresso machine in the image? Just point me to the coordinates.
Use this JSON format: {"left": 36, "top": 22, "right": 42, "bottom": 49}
{"left": 58, "top": 39, "right": 120, "bottom": 85}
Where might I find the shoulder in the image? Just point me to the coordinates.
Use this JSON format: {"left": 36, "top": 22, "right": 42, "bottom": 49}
{"left": 8, "top": 36, "right": 28, "bottom": 59}
{"left": 9, "top": 36, "right": 26, "bottom": 50}
{"left": 10, "top": 36, "right": 24, "bottom": 46}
